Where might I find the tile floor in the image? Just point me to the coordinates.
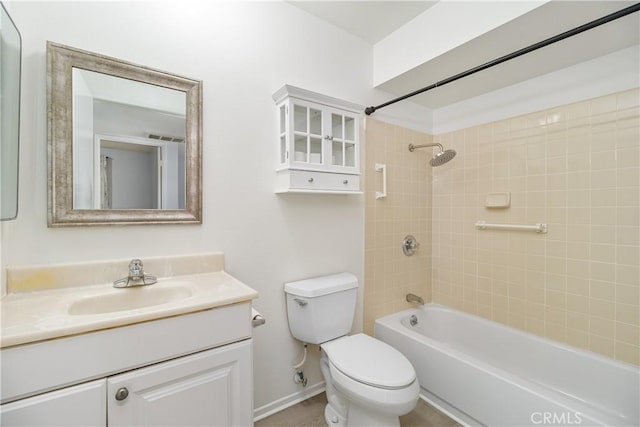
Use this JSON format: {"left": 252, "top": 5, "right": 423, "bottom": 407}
{"left": 255, "top": 392, "right": 459, "bottom": 427}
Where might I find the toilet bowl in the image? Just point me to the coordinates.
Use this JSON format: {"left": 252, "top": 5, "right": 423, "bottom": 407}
{"left": 284, "top": 273, "right": 419, "bottom": 427}
{"left": 321, "top": 334, "right": 419, "bottom": 426}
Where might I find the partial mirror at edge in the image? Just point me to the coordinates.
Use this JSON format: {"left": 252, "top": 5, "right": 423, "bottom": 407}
{"left": 47, "top": 42, "right": 202, "bottom": 226}
{"left": 1, "top": 2, "right": 22, "bottom": 221}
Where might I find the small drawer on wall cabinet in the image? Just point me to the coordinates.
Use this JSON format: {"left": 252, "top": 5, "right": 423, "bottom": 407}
{"left": 275, "top": 170, "right": 361, "bottom": 194}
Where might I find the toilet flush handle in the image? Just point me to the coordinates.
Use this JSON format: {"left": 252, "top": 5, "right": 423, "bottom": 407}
{"left": 294, "top": 298, "right": 308, "bottom": 307}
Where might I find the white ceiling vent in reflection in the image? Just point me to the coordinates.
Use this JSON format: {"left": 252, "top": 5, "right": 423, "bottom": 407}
{"left": 147, "top": 133, "right": 185, "bottom": 143}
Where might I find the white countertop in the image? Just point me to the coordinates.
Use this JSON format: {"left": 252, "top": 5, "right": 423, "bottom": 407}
{"left": 0, "top": 271, "right": 258, "bottom": 348}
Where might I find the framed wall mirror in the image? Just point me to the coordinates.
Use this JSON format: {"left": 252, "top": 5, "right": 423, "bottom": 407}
{"left": 1, "top": 2, "right": 22, "bottom": 221}
{"left": 47, "top": 42, "right": 202, "bottom": 226}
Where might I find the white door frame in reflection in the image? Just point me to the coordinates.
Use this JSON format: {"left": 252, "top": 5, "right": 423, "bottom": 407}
{"left": 90, "top": 134, "right": 185, "bottom": 211}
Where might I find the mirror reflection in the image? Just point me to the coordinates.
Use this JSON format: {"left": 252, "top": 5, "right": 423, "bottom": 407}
{"left": 0, "top": 3, "right": 22, "bottom": 221}
{"left": 72, "top": 69, "right": 186, "bottom": 210}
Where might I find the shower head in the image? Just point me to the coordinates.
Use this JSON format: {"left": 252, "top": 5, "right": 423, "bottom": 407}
{"left": 408, "top": 143, "right": 457, "bottom": 167}
{"left": 430, "top": 149, "right": 456, "bottom": 167}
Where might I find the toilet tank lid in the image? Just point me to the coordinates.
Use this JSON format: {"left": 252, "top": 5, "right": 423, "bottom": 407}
{"left": 284, "top": 272, "right": 358, "bottom": 298}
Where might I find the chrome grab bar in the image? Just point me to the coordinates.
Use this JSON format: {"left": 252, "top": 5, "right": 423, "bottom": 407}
{"left": 475, "top": 221, "right": 548, "bottom": 234}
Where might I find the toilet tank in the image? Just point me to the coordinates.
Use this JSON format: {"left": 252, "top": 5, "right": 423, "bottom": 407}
{"left": 284, "top": 273, "right": 358, "bottom": 344}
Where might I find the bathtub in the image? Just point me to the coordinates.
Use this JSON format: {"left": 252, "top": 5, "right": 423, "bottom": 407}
{"left": 374, "top": 304, "right": 639, "bottom": 427}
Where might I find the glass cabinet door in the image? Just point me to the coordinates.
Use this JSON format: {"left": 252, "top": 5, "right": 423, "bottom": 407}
{"left": 330, "top": 112, "right": 357, "bottom": 168}
{"left": 279, "top": 105, "right": 286, "bottom": 164}
{"left": 292, "top": 103, "right": 323, "bottom": 165}
{"left": 344, "top": 116, "right": 356, "bottom": 168}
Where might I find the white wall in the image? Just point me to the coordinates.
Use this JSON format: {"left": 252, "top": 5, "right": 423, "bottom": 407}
{"left": 93, "top": 100, "right": 186, "bottom": 141}
{"left": 72, "top": 70, "right": 95, "bottom": 209}
{"left": 101, "top": 146, "right": 156, "bottom": 209}
{"left": 164, "top": 142, "right": 183, "bottom": 210}
{"left": 373, "top": 0, "right": 546, "bottom": 86}
{"left": 432, "top": 45, "right": 640, "bottom": 134}
{"left": 1, "top": 0, "right": 432, "bottom": 416}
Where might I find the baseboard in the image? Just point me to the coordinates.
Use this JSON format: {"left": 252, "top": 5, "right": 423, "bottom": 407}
{"left": 253, "top": 381, "right": 326, "bottom": 422}
{"left": 419, "top": 391, "right": 475, "bottom": 427}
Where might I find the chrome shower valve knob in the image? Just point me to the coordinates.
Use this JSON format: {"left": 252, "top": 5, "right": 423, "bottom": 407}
{"left": 402, "top": 235, "right": 420, "bottom": 256}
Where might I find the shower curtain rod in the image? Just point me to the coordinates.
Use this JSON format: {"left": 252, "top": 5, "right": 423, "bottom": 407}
{"left": 364, "top": 2, "right": 640, "bottom": 116}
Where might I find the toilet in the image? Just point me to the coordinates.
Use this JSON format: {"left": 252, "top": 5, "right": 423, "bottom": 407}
{"left": 284, "top": 273, "right": 419, "bottom": 427}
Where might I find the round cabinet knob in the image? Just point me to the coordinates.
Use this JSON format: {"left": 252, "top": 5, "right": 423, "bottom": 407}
{"left": 308, "top": 177, "right": 314, "bottom": 183}
{"left": 115, "top": 387, "right": 129, "bottom": 401}
{"left": 343, "top": 180, "right": 349, "bottom": 185}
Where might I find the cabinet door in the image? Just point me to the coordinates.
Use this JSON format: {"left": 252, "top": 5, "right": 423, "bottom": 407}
{"left": 107, "top": 339, "right": 252, "bottom": 427}
{"left": 327, "top": 108, "right": 358, "bottom": 172}
{"left": 289, "top": 100, "right": 325, "bottom": 167}
{"left": 0, "top": 379, "right": 106, "bottom": 427}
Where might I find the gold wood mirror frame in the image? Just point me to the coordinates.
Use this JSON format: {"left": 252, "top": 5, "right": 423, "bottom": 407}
{"left": 47, "top": 42, "right": 202, "bottom": 226}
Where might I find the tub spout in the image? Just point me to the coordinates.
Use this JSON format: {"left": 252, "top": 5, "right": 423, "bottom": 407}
{"left": 406, "top": 293, "right": 424, "bottom": 305}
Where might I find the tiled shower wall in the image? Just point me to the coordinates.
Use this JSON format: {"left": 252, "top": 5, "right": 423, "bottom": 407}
{"left": 431, "top": 89, "right": 640, "bottom": 365}
{"left": 363, "top": 118, "right": 433, "bottom": 334}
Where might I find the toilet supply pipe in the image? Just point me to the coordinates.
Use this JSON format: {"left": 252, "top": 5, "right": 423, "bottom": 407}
{"left": 293, "top": 343, "right": 308, "bottom": 387}
{"left": 293, "top": 343, "right": 307, "bottom": 370}
{"left": 294, "top": 370, "right": 308, "bottom": 387}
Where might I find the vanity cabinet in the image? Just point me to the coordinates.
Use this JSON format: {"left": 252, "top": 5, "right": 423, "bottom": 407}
{"left": 0, "top": 380, "right": 107, "bottom": 426}
{"left": 0, "top": 304, "right": 253, "bottom": 427}
{"left": 108, "top": 340, "right": 251, "bottom": 427}
{"left": 272, "top": 85, "right": 362, "bottom": 194}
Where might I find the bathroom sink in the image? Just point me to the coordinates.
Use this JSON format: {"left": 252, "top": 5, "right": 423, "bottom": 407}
{"left": 68, "top": 284, "right": 193, "bottom": 315}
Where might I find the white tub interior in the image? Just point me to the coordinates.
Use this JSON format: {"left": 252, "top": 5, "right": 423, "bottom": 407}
{"left": 375, "top": 304, "right": 639, "bottom": 427}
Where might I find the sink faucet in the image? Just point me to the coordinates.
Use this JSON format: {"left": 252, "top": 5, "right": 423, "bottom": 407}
{"left": 406, "top": 293, "right": 424, "bottom": 305}
{"left": 113, "top": 259, "right": 158, "bottom": 288}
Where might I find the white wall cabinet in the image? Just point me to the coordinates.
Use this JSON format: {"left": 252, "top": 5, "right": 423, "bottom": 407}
{"left": 0, "top": 305, "right": 253, "bottom": 427}
{"left": 272, "top": 85, "right": 363, "bottom": 194}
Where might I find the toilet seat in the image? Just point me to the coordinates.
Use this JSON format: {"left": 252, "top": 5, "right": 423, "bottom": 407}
{"left": 324, "top": 356, "right": 419, "bottom": 417}
{"left": 322, "top": 333, "right": 416, "bottom": 389}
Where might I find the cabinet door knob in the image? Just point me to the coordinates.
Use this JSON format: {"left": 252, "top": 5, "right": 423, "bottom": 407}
{"left": 324, "top": 135, "right": 333, "bottom": 141}
{"left": 115, "top": 387, "right": 129, "bottom": 401}
{"left": 308, "top": 177, "right": 314, "bottom": 183}
{"left": 343, "top": 180, "right": 348, "bottom": 185}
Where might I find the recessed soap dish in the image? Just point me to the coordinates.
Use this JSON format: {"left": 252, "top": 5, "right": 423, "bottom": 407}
{"left": 485, "top": 192, "right": 510, "bottom": 208}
